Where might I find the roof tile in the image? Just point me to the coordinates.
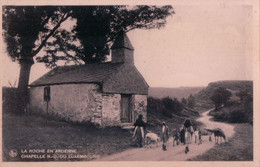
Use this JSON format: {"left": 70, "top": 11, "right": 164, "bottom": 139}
{"left": 30, "top": 63, "right": 123, "bottom": 86}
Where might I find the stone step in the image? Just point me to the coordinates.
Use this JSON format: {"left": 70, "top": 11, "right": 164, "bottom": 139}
{"left": 121, "top": 123, "right": 135, "bottom": 130}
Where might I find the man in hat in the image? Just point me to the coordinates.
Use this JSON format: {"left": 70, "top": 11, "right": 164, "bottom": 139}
{"left": 161, "top": 121, "right": 169, "bottom": 151}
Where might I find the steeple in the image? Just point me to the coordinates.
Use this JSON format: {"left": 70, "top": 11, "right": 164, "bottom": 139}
{"left": 111, "top": 33, "right": 134, "bottom": 65}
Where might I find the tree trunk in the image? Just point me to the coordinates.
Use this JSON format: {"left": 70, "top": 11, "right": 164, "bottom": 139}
{"left": 17, "top": 57, "right": 34, "bottom": 110}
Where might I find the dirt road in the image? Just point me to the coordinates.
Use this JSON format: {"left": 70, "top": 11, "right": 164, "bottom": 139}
{"left": 97, "top": 109, "right": 235, "bottom": 161}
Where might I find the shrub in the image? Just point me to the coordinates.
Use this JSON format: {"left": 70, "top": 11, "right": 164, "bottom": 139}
{"left": 212, "top": 106, "right": 252, "bottom": 124}
{"left": 230, "top": 109, "right": 248, "bottom": 123}
{"left": 2, "top": 87, "right": 23, "bottom": 114}
{"left": 147, "top": 96, "right": 183, "bottom": 118}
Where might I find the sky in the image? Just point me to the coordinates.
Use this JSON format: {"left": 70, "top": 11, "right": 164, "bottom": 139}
{"left": 1, "top": 3, "right": 255, "bottom": 88}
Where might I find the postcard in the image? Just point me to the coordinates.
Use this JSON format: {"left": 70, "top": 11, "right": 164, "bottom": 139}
{"left": 1, "top": 0, "right": 259, "bottom": 167}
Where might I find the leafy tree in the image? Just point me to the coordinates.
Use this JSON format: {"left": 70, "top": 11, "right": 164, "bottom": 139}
{"left": 162, "top": 96, "right": 174, "bottom": 109}
{"left": 181, "top": 98, "right": 187, "bottom": 106}
{"left": 210, "top": 87, "right": 232, "bottom": 110}
{"left": 236, "top": 90, "right": 252, "bottom": 104}
{"left": 173, "top": 98, "right": 182, "bottom": 112}
{"left": 3, "top": 6, "right": 174, "bottom": 109}
{"left": 187, "top": 94, "right": 195, "bottom": 109}
{"left": 2, "top": 6, "right": 72, "bottom": 108}
{"left": 38, "top": 6, "right": 174, "bottom": 65}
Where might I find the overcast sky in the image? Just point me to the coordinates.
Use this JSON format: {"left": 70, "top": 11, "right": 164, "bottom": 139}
{"left": 1, "top": 3, "right": 254, "bottom": 88}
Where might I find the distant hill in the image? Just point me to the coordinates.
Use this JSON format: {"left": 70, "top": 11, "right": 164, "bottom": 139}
{"left": 195, "top": 80, "right": 253, "bottom": 101}
{"left": 148, "top": 87, "right": 205, "bottom": 100}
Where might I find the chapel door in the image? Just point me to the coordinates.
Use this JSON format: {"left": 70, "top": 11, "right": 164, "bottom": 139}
{"left": 121, "top": 94, "right": 132, "bottom": 123}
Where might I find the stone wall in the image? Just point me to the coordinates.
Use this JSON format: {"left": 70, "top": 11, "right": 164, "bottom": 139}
{"left": 29, "top": 84, "right": 103, "bottom": 125}
{"left": 30, "top": 84, "right": 147, "bottom": 127}
{"left": 132, "top": 95, "right": 147, "bottom": 122}
{"left": 101, "top": 93, "right": 121, "bottom": 126}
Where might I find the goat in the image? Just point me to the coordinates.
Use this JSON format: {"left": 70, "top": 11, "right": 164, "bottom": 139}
{"left": 204, "top": 128, "right": 226, "bottom": 144}
{"left": 145, "top": 132, "right": 160, "bottom": 148}
{"left": 212, "top": 128, "right": 226, "bottom": 144}
{"left": 199, "top": 128, "right": 213, "bottom": 142}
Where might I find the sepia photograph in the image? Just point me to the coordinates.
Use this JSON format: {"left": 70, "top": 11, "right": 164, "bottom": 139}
{"left": 0, "top": 0, "right": 259, "bottom": 166}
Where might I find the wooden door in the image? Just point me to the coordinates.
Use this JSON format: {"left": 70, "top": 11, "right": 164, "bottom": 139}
{"left": 121, "top": 94, "right": 132, "bottom": 123}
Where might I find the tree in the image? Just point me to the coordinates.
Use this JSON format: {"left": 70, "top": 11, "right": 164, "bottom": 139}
{"left": 210, "top": 87, "right": 232, "bottom": 110}
{"left": 37, "top": 6, "right": 174, "bottom": 65}
{"left": 181, "top": 98, "right": 187, "bottom": 106}
{"left": 2, "top": 6, "right": 72, "bottom": 109}
{"left": 3, "top": 6, "right": 174, "bottom": 110}
{"left": 173, "top": 98, "right": 182, "bottom": 113}
{"left": 187, "top": 94, "right": 195, "bottom": 109}
{"left": 236, "top": 90, "right": 252, "bottom": 104}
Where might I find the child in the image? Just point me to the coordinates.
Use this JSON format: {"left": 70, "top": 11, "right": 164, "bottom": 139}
{"left": 198, "top": 130, "right": 202, "bottom": 145}
{"left": 194, "top": 127, "right": 199, "bottom": 144}
{"left": 172, "top": 128, "right": 180, "bottom": 146}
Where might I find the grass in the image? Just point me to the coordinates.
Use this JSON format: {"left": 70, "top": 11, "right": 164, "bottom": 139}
{"left": 2, "top": 87, "right": 253, "bottom": 161}
{"left": 190, "top": 124, "right": 253, "bottom": 161}
{"left": 2, "top": 108, "right": 253, "bottom": 162}
{"left": 2, "top": 87, "right": 205, "bottom": 162}
{"left": 2, "top": 108, "right": 202, "bottom": 162}
{"left": 146, "top": 110, "right": 202, "bottom": 135}
{"left": 2, "top": 112, "right": 133, "bottom": 161}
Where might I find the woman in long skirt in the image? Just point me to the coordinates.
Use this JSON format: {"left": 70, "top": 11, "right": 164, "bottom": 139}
{"left": 183, "top": 119, "right": 193, "bottom": 154}
{"left": 132, "top": 115, "right": 146, "bottom": 147}
{"left": 180, "top": 127, "right": 185, "bottom": 144}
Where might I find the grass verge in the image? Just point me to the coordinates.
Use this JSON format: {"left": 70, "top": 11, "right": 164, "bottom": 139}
{"left": 190, "top": 123, "right": 253, "bottom": 161}
{"left": 2, "top": 112, "right": 133, "bottom": 161}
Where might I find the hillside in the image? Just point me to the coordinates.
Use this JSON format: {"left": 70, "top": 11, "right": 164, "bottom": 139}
{"left": 195, "top": 80, "right": 253, "bottom": 101}
{"left": 195, "top": 80, "right": 253, "bottom": 124}
{"left": 148, "top": 87, "right": 205, "bottom": 100}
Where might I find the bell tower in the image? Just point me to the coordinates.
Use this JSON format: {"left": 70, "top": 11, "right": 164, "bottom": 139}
{"left": 111, "top": 33, "right": 134, "bottom": 65}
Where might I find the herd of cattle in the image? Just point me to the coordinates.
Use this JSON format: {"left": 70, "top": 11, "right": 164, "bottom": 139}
{"left": 144, "top": 127, "right": 226, "bottom": 148}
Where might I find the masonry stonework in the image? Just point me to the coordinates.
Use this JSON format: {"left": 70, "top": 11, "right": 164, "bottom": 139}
{"left": 30, "top": 84, "right": 103, "bottom": 125}
{"left": 101, "top": 93, "right": 121, "bottom": 126}
{"left": 132, "top": 95, "right": 147, "bottom": 122}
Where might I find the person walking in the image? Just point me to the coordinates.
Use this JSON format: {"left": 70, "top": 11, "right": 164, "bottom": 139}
{"left": 132, "top": 114, "right": 146, "bottom": 147}
{"left": 194, "top": 127, "right": 199, "bottom": 144}
{"left": 180, "top": 126, "right": 185, "bottom": 144}
{"left": 183, "top": 119, "right": 193, "bottom": 154}
{"left": 172, "top": 128, "right": 180, "bottom": 146}
{"left": 161, "top": 121, "right": 169, "bottom": 151}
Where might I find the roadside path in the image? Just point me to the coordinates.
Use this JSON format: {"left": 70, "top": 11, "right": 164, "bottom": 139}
{"left": 97, "top": 109, "right": 235, "bottom": 161}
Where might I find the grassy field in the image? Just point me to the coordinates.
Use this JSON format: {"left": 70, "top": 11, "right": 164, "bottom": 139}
{"left": 2, "top": 108, "right": 253, "bottom": 161}
{"left": 2, "top": 112, "right": 133, "bottom": 161}
{"left": 190, "top": 123, "right": 253, "bottom": 161}
{"left": 2, "top": 109, "right": 201, "bottom": 161}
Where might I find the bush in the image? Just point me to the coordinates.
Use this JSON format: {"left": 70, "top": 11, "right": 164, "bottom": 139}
{"left": 2, "top": 87, "right": 23, "bottom": 114}
{"left": 230, "top": 109, "right": 248, "bottom": 123}
{"left": 147, "top": 96, "right": 183, "bottom": 118}
{"left": 212, "top": 106, "right": 252, "bottom": 124}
